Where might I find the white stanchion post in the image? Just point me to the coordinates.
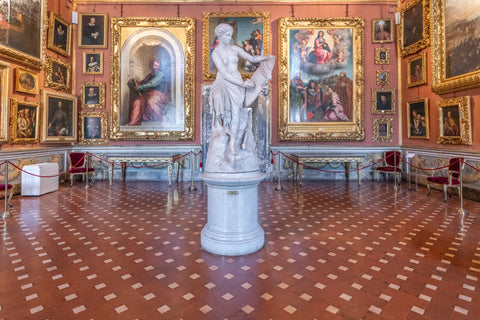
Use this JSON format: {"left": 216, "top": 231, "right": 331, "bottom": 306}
{"left": 189, "top": 153, "right": 197, "bottom": 192}
{"left": 458, "top": 158, "right": 465, "bottom": 215}
{"left": 2, "top": 161, "right": 11, "bottom": 219}
{"left": 275, "top": 153, "right": 283, "bottom": 191}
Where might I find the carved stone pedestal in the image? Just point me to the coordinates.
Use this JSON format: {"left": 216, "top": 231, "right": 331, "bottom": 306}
{"left": 200, "top": 171, "right": 265, "bottom": 256}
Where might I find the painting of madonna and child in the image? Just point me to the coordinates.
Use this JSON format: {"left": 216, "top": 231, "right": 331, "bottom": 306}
{"left": 289, "top": 28, "right": 355, "bottom": 123}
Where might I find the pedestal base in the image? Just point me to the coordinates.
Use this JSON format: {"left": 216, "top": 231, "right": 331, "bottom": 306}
{"left": 200, "top": 171, "right": 265, "bottom": 256}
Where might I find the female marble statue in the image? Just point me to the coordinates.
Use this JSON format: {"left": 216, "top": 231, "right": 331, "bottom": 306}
{"left": 206, "top": 23, "right": 274, "bottom": 172}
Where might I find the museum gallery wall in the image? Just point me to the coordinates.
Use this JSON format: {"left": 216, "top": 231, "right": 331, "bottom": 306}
{"left": 0, "top": 0, "right": 479, "bottom": 153}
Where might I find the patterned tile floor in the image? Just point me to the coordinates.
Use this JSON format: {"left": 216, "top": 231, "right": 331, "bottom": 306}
{"left": 1, "top": 179, "right": 479, "bottom": 319}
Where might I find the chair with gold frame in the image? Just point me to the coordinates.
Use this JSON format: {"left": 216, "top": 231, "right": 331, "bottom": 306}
{"left": 427, "top": 157, "right": 464, "bottom": 202}
{"left": 376, "top": 151, "right": 402, "bottom": 184}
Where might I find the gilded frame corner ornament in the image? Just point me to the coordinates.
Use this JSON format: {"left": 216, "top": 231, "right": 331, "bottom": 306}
{"left": 376, "top": 69, "right": 390, "bottom": 85}
{"left": 374, "top": 47, "right": 390, "bottom": 65}
{"left": 0, "top": 0, "right": 46, "bottom": 69}
{"left": 110, "top": 17, "right": 195, "bottom": 141}
{"left": 9, "top": 98, "right": 40, "bottom": 144}
{"left": 79, "top": 111, "right": 108, "bottom": 144}
{"left": 437, "top": 96, "right": 472, "bottom": 145}
{"left": 44, "top": 55, "right": 71, "bottom": 93}
{"left": 431, "top": 0, "right": 480, "bottom": 93}
{"left": 278, "top": 17, "right": 365, "bottom": 142}
{"left": 371, "top": 88, "right": 395, "bottom": 115}
{"left": 202, "top": 11, "right": 270, "bottom": 81}
{"left": 0, "top": 61, "right": 10, "bottom": 143}
{"left": 398, "top": 0, "right": 430, "bottom": 57}
{"left": 372, "top": 117, "right": 393, "bottom": 143}
{"left": 407, "top": 51, "right": 427, "bottom": 87}
{"left": 81, "top": 82, "right": 105, "bottom": 109}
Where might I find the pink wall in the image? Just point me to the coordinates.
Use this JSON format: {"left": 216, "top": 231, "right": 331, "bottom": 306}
{"left": 75, "top": 1, "right": 399, "bottom": 147}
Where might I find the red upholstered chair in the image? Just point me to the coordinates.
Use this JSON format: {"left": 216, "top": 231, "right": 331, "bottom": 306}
{"left": 376, "top": 151, "right": 402, "bottom": 184}
{"left": 0, "top": 183, "right": 13, "bottom": 207}
{"left": 68, "top": 152, "right": 95, "bottom": 187}
{"left": 427, "top": 157, "right": 464, "bottom": 202}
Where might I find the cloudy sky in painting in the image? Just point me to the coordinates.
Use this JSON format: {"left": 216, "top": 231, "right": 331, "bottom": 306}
{"left": 446, "top": 0, "right": 480, "bottom": 25}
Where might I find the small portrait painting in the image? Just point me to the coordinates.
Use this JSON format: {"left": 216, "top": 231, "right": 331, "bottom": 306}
{"left": 407, "top": 98, "right": 429, "bottom": 139}
{"left": 81, "top": 82, "right": 105, "bottom": 109}
{"left": 83, "top": 52, "right": 103, "bottom": 74}
{"left": 48, "top": 12, "right": 71, "bottom": 57}
{"left": 51, "top": 61, "right": 68, "bottom": 85}
{"left": 15, "top": 68, "right": 38, "bottom": 94}
{"left": 441, "top": 105, "right": 460, "bottom": 137}
{"left": 376, "top": 70, "right": 390, "bottom": 85}
{"left": 373, "top": 117, "right": 393, "bottom": 143}
{"left": 78, "top": 13, "right": 107, "bottom": 48}
{"left": 378, "top": 123, "right": 388, "bottom": 136}
{"left": 437, "top": 96, "right": 472, "bottom": 145}
{"left": 84, "top": 116, "right": 101, "bottom": 139}
{"left": 375, "top": 48, "right": 390, "bottom": 65}
{"left": 403, "top": 0, "right": 424, "bottom": 48}
{"left": 372, "top": 88, "right": 395, "bottom": 115}
{"left": 10, "top": 99, "right": 40, "bottom": 144}
{"left": 45, "top": 56, "right": 71, "bottom": 93}
{"left": 407, "top": 52, "right": 426, "bottom": 87}
{"left": 41, "top": 91, "right": 77, "bottom": 143}
{"left": 372, "top": 19, "right": 393, "bottom": 43}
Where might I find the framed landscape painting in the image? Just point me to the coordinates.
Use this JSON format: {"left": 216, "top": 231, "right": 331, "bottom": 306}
{"left": 278, "top": 17, "right": 365, "bottom": 142}
{"left": 110, "top": 17, "right": 195, "bottom": 141}
{"left": 0, "top": 0, "right": 47, "bottom": 68}
{"left": 407, "top": 98, "right": 429, "bottom": 139}
{"left": 399, "top": 0, "right": 430, "bottom": 57}
{"left": 41, "top": 90, "right": 77, "bottom": 143}
{"left": 437, "top": 96, "right": 471, "bottom": 145}
{"left": 202, "top": 11, "right": 270, "bottom": 80}
{"left": 10, "top": 99, "right": 40, "bottom": 144}
{"left": 432, "top": 0, "right": 480, "bottom": 93}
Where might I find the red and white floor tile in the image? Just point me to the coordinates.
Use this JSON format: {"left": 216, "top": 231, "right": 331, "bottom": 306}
{"left": 1, "top": 179, "right": 479, "bottom": 319}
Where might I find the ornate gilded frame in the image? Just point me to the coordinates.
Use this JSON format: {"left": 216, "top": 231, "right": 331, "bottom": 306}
{"left": 44, "top": 55, "right": 71, "bottom": 93}
{"left": 431, "top": 0, "right": 480, "bottom": 93}
{"left": 372, "top": 117, "right": 393, "bottom": 143}
{"left": 407, "top": 98, "right": 429, "bottom": 139}
{"left": 371, "top": 88, "right": 395, "bottom": 115}
{"left": 376, "top": 69, "right": 390, "bottom": 85}
{"left": 15, "top": 68, "right": 39, "bottom": 94}
{"left": 110, "top": 17, "right": 195, "bottom": 141}
{"left": 41, "top": 90, "right": 78, "bottom": 143}
{"left": 437, "top": 96, "right": 471, "bottom": 145}
{"left": 202, "top": 11, "right": 270, "bottom": 81}
{"left": 47, "top": 11, "right": 72, "bottom": 57}
{"left": 278, "top": 17, "right": 365, "bottom": 142}
{"left": 372, "top": 18, "right": 393, "bottom": 43}
{"left": 374, "top": 48, "right": 390, "bottom": 64}
{"left": 9, "top": 99, "right": 40, "bottom": 144}
{"left": 0, "top": 61, "right": 9, "bottom": 143}
{"left": 398, "top": 0, "right": 430, "bottom": 57}
{"left": 407, "top": 51, "right": 426, "bottom": 87}
{"left": 0, "top": 0, "right": 46, "bottom": 69}
{"left": 79, "top": 111, "right": 108, "bottom": 144}
{"left": 78, "top": 13, "right": 108, "bottom": 49}
{"left": 81, "top": 82, "right": 105, "bottom": 109}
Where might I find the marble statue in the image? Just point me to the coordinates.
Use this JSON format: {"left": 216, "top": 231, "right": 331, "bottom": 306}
{"left": 206, "top": 23, "right": 275, "bottom": 173}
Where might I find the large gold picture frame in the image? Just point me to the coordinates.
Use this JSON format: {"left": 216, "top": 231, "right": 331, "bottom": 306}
{"left": 79, "top": 111, "right": 108, "bottom": 144}
{"left": 398, "top": 0, "right": 430, "bottom": 57}
{"left": 110, "top": 17, "right": 195, "bottom": 141}
{"left": 202, "top": 11, "right": 270, "bottom": 81}
{"left": 44, "top": 55, "right": 71, "bottom": 93}
{"left": 278, "top": 17, "right": 365, "bottom": 142}
{"left": 407, "top": 98, "right": 429, "bottom": 139}
{"left": 10, "top": 99, "right": 40, "bottom": 144}
{"left": 41, "top": 90, "right": 77, "bottom": 143}
{"left": 431, "top": 0, "right": 480, "bottom": 93}
{"left": 0, "top": 61, "right": 10, "bottom": 143}
{"left": 437, "top": 96, "right": 471, "bottom": 145}
{"left": 0, "top": 0, "right": 47, "bottom": 69}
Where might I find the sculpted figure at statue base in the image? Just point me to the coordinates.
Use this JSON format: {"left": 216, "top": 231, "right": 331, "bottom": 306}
{"left": 205, "top": 23, "right": 275, "bottom": 173}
